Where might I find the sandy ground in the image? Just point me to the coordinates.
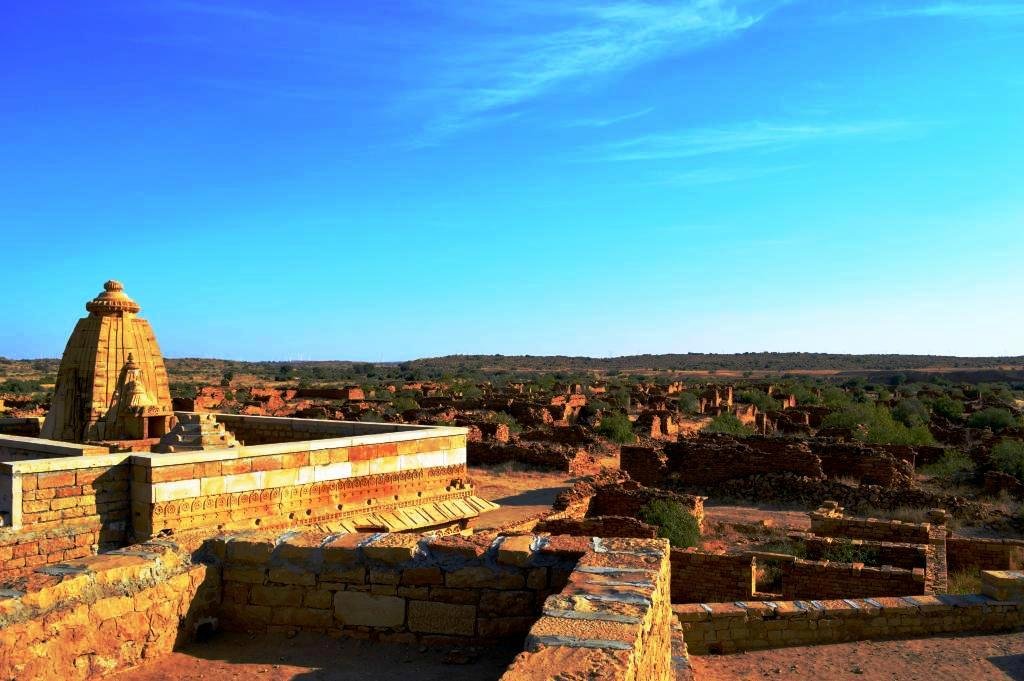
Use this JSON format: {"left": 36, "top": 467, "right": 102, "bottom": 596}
{"left": 690, "top": 632, "right": 1024, "bottom": 681}
{"left": 115, "top": 631, "right": 523, "bottom": 681}
{"left": 703, "top": 503, "right": 812, "bottom": 533}
{"left": 469, "top": 465, "right": 576, "bottom": 530}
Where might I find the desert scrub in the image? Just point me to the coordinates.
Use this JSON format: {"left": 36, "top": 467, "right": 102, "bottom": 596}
{"left": 488, "top": 411, "right": 523, "bottom": 434}
{"left": 991, "top": 439, "right": 1024, "bottom": 479}
{"left": 598, "top": 412, "right": 636, "bottom": 444}
{"left": 638, "top": 500, "right": 701, "bottom": 549}
{"left": 921, "top": 449, "right": 975, "bottom": 481}
{"left": 947, "top": 568, "right": 982, "bottom": 595}
{"left": 821, "top": 538, "right": 880, "bottom": 565}
{"left": 704, "top": 413, "right": 754, "bottom": 436}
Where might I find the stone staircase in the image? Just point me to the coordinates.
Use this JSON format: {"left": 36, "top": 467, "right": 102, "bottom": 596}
{"left": 153, "top": 413, "right": 239, "bottom": 453}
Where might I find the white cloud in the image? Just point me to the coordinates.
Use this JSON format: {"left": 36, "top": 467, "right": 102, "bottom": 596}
{"left": 595, "top": 120, "right": 911, "bottom": 161}
{"left": 415, "top": 1, "right": 776, "bottom": 143}
{"left": 851, "top": 2, "right": 1024, "bottom": 20}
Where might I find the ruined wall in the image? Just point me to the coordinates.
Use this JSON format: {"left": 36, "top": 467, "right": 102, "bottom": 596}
{"left": 0, "top": 541, "right": 218, "bottom": 680}
{"left": 662, "top": 438, "right": 823, "bottom": 487}
{"left": 811, "top": 442, "right": 913, "bottom": 488}
{"left": 780, "top": 557, "right": 925, "bottom": 599}
{"left": 676, "top": 573, "right": 1024, "bottom": 654}
{"left": 809, "top": 511, "right": 931, "bottom": 544}
{"left": 131, "top": 429, "right": 474, "bottom": 541}
{"left": 212, "top": 531, "right": 577, "bottom": 642}
{"left": 501, "top": 537, "right": 679, "bottom": 681}
{"left": 947, "top": 536, "right": 1024, "bottom": 573}
{"left": 619, "top": 446, "right": 665, "bottom": 486}
{"left": 0, "top": 418, "right": 43, "bottom": 438}
{"left": 670, "top": 549, "right": 755, "bottom": 603}
{"left": 467, "top": 441, "right": 596, "bottom": 474}
{"left": 801, "top": 536, "right": 928, "bottom": 570}
{"left": 534, "top": 516, "right": 657, "bottom": 539}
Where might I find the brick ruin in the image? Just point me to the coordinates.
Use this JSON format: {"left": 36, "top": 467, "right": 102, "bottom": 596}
{"left": 1, "top": 283, "right": 1023, "bottom": 679}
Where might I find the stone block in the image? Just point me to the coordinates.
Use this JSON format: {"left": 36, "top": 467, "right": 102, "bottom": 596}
{"left": 407, "top": 600, "right": 476, "bottom": 636}
{"left": 333, "top": 590, "right": 405, "bottom": 628}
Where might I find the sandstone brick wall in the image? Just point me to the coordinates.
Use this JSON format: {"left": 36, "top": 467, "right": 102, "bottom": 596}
{"left": 676, "top": 572, "right": 1024, "bottom": 654}
{"left": 947, "top": 536, "right": 1024, "bottom": 572}
{"left": 0, "top": 525, "right": 108, "bottom": 581}
{"left": 501, "top": 537, "right": 679, "bottom": 681}
{"left": 0, "top": 418, "right": 43, "bottom": 438}
{"left": 535, "top": 516, "right": 657, "bottom": 539}
{"left": 130, "top": 428, "right": 473, "bottom": 540}
{"left": 811, "top": 442, "right": 913, "bottom": 487}
{"left": 779, "top": 557, "right": 925, "bottom": 600}
{"left": 467, "top": 441, "right": 595, "bottom": 474}
{"left": 670, "top": 549, "right": 755, "bottom": 603}
{"left": 0, "top": 434, "right": 111, "bottom": 462}
{"left": 619, "top": 446, "right": 665, "bottom": 486}
{"left": 0, "top": 540, "right": 218, "bottom": 679}
{"left": 662, "top": 438, "right": 823, "bottom": 486}
{"left": 801, "top": 536, "right": 928, "bottom": 570}
{"left": 809, "top": 512, "right": 931, "bottom": 544}
{"left": 209, "top": 413, "right": 427, "bottom": 445}
{"left": 210, "top": 530, "right": 581, "bottom": 642}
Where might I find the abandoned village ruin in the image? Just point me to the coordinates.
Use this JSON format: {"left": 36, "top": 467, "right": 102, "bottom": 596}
{"left": 0, "top": 281, "right": 1022, "bottom": 680}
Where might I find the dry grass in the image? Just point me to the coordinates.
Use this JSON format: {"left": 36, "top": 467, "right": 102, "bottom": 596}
{"left": 947, "top": 568, "right": 982, "bottom": 595}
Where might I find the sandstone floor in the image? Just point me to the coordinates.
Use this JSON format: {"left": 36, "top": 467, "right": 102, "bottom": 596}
{"left": 115, "top": 631, "right": 522, "bottom": 681}
{"left": 689, "top": 631, "right": 1024, "bottom": 680}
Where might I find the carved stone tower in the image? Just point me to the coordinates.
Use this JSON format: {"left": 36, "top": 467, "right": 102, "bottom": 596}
{"left": 41, "top": 280, "right": 175, "bottom": 443}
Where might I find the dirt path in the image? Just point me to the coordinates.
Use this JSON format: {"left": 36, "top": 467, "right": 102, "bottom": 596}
{"left": 469, "top": 465, "right": 575, "bottom": 530}
{"left": 703, "top": 503, "right": 812, "bottom": 533}
{"left": 115, "top": 632, "right": 522, "bottom": 681}
{"left": 690, "top": 632, "right": 1024, "bottom": 680}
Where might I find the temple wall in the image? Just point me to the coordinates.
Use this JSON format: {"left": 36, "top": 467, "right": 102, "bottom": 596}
{"left": 676, "top": 571, "right": 1024, "bottom": 654}
{"left": 0, "top": 434, "right": 111, "bottom": 462}
{"left": 208, "top": 413, "right": 429, "bottom": 445}
{"left": 130, "top": 426, "right": 472, "bottom": 540}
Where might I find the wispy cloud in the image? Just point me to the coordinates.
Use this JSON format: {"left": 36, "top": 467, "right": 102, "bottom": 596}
{"left": 415, "top": 1, "right": 779, "bottom": 143}
{"left": 660, "top": 164, "right": 804, "bottom": 186}
{"left": 566, "top": 108, "right": 654, "bottom": 128}
{"left": 848, "top": 2, "right": 1024, "bottom": 21}
{"left": 595, "top": 120, "right": 911, "bottom": 161}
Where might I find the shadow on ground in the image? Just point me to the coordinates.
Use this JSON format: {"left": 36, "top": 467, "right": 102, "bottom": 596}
{"left": 115, "top": 631, "right": 522, "bottom": 681}
{"left": 989, "top": 654, "right": 1024, "bottom": 680}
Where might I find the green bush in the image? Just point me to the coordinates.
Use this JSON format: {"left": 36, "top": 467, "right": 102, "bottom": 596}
{"left": 0, "top": 378, "right": 44, "bottom": 394}
{"left": 737, "top": 390, "right": 780, "bottom": 413}
{"left": 677, "top": 392, "right": 700, "bottom": 414}
{"left": 638, "top": 500, "right": 701, "bottom": 549}
{"left": 821, "top": 404, "right": 934, "bottom": 445}
{"left": 821, "top": 539, "right": 879, "bottom": 565}
{"left": 598, "top": 412, "right": 635, "bottom": 444}
{"left": 490, "top": 411, "right": 522, "bottom": 433}
{"left": 968, "top": 408, "right": 1016, "bottom": 432}
{"left": 392, "top": 396, "right": 420, "bottom": 412}
{"left": 932, "top": 396, "right": 964, "bottom": 420}
{"left": 921, "top": 450, "right": 975, "bottom": 481}
{"left": 892, "top": 398, "right": 929, "bottom": 427}
{"left": 991, "top": 439, "right": 1024, "bottom": 479}
{"left": 704, "top": 413, "right": 754, "bottom": 436}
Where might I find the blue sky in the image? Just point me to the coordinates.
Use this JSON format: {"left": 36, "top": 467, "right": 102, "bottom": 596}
{"left": 1, "top": 1, "right": 1022, "bottom": 361}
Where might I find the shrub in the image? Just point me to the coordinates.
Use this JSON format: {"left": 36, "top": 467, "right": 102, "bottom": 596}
{"left": 968, "top": 408, "right": 1016, "bottom": 432}
{"left": 490, "top": 411, "right": 523, "bottom": 433}
{"left": 638, "top": 500, "right": 700, "bottom": 549}
{"left": 677, "top": 392, "right": 700, "bottom": 414}
{"left": 737, "top": 390, "right": 780, "bottom": 413}
{"left": 0, "top": 378, "right": 44, "bottom": 394}
{"left": 821, "top": 403, "right": 934, "bottom": 445}
{"left": 921, "top": 450, "right": 975, "bottom": 481}
{"left": 704, "top": 413, "right": 754, "bottom": 436}
{"left": 991, "top": 439, "right": 1024, "bottom": 479}
{"left": 893, "top": 398, "right": 929, "bottom": 427}
{"left": 392, "top": 396, "right": 420, "bottom": 412}
{"left": 932, "top": 396, "right": 965, "bottom": 420}
{"left": 947, "top": 568, "right": 982, "bottom": 595}
{"left": 821, "top": 539, "right": 879, "bottom": 565}
{"left": 598, "top": 412, "right": 635, "bottom": 444}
